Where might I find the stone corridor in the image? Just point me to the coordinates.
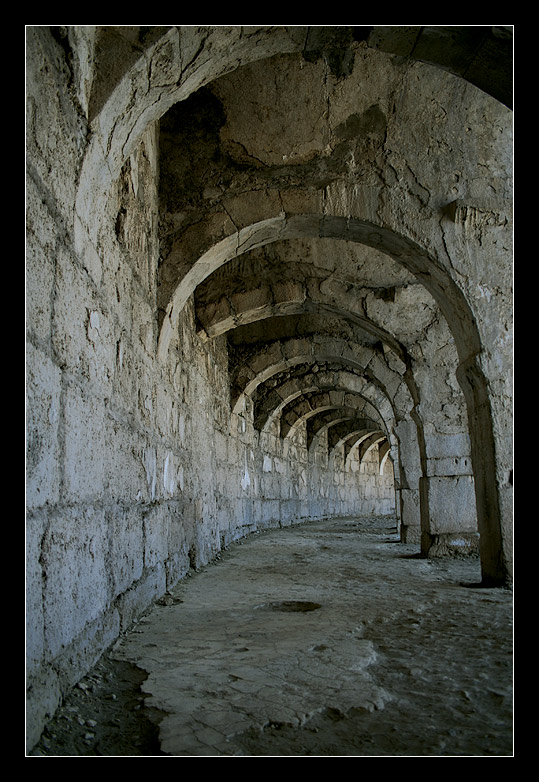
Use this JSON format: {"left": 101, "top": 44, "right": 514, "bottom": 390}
{"left": 26, "top": 27, "right": 513, "bottom": 755}
{"left": 31, "top": 516, "right": 513, "bottom": 756}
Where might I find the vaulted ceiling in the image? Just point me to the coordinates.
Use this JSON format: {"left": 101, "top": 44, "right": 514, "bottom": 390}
{"left": 154, "top": 30, "right": 509, "bottom": 459}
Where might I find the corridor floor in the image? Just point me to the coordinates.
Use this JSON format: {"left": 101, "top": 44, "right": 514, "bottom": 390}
{"left": 32, "top": 516, "right": 514, "bottom": 757}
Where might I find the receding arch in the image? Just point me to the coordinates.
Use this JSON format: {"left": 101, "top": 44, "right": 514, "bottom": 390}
{"left": 225, "top": 320, "right": 413, "bottom": 420}
{"left": 356, "top": 431, "right": 387, "bottom": 463}
{"left": 158, "top": 213, "right": 505, "bottom": 584}
{"left": 231, "top": 350, "right": 404, "bottom": 419}
{"left": 72, "top": 27, "right": 509, "bottom": 584}
{"left": 250, "top": 368, "right": 394, "bottom": 435}
{"left": 159, "top": 215, "right": 483, "bottom": 363}
{"left": 285, "top": 402, "right": 383, "bottom": 443}
{"left": 378, "top": 440, "right": 392, "bottom": 474}
{"left": 328, "top": 423, "right": 387, "bottom": 461}
{"left": 225, "top": 328, "right": 417, "bottom": 454}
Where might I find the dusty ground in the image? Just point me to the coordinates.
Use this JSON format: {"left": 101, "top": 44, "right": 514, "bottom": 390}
{"left": 30, "top": 516, "right": 513, "bottom": 757}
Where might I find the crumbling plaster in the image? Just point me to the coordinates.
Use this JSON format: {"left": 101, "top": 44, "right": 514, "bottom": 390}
{"left": 26, "top": 26, "right": 512, "bottom": 751}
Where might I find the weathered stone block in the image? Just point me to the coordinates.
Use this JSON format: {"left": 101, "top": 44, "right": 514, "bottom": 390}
{"left": 26, "top": 511, "right": 47, "bottom": 674}
{"left": 62, "top": 387, "right": 110, "bottom": 501}
{"left": 26, "top": 344, "right": 62, "bottom": 509}
{"left": 144, "top": 503, "right": 171, "bottom": 568}
{"left": 41, "top": 507, "right": 109, "bottom": 658}
{"left": 424, "top": 475, "right": 477, "bottom": 534}
{"left": 399, "top": 487, "right": 421, "bottom": 536}
{"left": 108, "top": 505, "right": 144, "bottom": 598}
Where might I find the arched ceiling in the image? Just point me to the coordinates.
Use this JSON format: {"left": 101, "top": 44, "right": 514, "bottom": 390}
{"left": 151, "top": 27, "right": 509, "bottom": 487}
{"left": 356, "top": 25, "right": 513, "bottom": 109}
{"left": 62, "top": 23, "right": 511, "bottom": 584}
{"left": 87, "top": 25, "right": 512, "bottom": 124}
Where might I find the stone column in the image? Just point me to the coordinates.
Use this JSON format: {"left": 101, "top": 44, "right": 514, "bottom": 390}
{"left": 419, "top": 432, "right": 479, "bottom": 558}
{"left": 393, "top": 420, "right": 423, "bottom": 544}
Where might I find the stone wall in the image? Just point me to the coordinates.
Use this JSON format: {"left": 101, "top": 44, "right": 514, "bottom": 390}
{"left": 26, "top": 31, "right": 392, "bottom": 746}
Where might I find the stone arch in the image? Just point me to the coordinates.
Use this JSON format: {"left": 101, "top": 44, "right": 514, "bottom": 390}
{"left": 284, "top": 408, "right": 389, "bottom": 469}
{"left": 231, "top": 347, "right": 407, "bottom": 420}
{"left": 284, "top": 401, "right": 384, "bottom": 443}
{"left": 226, "top": 325, "right": 413, "bottom": 427}
{"left": 76, "top": 25, "right": 512, "bottom": 238}
{"left": 191, "top": 241, "right": 468, "bottom": 554}
{"left": 378, "top": 440, "right": 392, "bottom": 474}
{"left": 158, "top": 213, "right": 504, "bottom": 583}
{"left": 239, "top": 359, "right": 401, "bottom": 477}
{"left": 85, "top": 26, "right": 511, "bottom": 130}
{"left": 278, "top": 394, "right": 399, "bottom": 478}
{"left": 327, "top": 426, "right": 394, "bottom": 514}
{"left": 251, "top": 368, "right": 393, "bottom": 435}
{"left": 159, "top": 215, "right": 482, "bottom": 363}
{"left": 356, "top": 431, "right": 387, "bottom": 464}
{"left": 327, "top": 422, "right": 387, "bottom": 462}
{"left": 225, "top": 328, "right": 415, "bottom": 474}
{"left": 73, "top": 28, "right": 509, "bottom": 585}
{"left": 250, "top": 369, "right": 399, "bottom": 522}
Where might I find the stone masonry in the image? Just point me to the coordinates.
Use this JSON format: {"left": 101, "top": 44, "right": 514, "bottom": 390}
{"left": 26, "top": 26, "right": 513, "bottom": 752}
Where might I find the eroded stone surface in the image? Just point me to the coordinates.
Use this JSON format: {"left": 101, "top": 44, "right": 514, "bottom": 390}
{"left": 32, "top": 517, "right": 512, "bottom": 756}
{"left": 26, "top": 26, "right": 513, "bottom": 751}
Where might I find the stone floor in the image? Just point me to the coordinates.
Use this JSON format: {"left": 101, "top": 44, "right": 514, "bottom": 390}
{"left": 31, "top": 516, "right": 514, "bottom": 757}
